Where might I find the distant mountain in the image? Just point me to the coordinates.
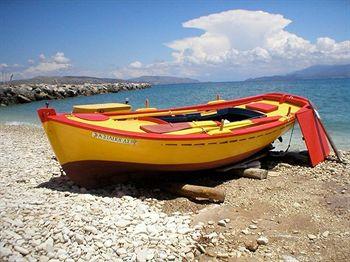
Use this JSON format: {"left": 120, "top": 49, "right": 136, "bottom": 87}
{"left": 10, "top": 76, "right": 127, "bottom": 85}
{"left": 246, "top": 64, "right": 350, "bottom": 81}
{"left": 128, "top": 75, "right": 200, "bottom": 85}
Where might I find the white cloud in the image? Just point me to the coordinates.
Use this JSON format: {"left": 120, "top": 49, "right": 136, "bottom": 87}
{"left": 23, "top": 52, "right": 71, "bottom": 76}
{"left": 0, "top": 63, "right": 9, "bottom": 69}
{"left": 129, "top": 61, "right": 143, "bottom": 68}
{"left": 28, "top": 59, "right": 35, "bottom": 64}
{"left": 53, "top": 52, "right": 70, "bottom": 64}
{"left": 114, "top": 9, "right": 350, "bottom": 80}
{"left": 113, "top": 61, "right": 174, "bottom": 79}
{"left": 39, "top": 54, "right": 46, "bottom": 61}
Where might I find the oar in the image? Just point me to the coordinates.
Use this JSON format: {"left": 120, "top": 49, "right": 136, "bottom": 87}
{"left": 169, "top": 116, "right": 283, "bottom": 135}
{"left": 205, "top": 115, "right": 283, "bottom": 134}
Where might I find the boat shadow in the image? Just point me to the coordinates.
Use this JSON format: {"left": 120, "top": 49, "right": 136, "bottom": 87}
{"left": 37, "top": 151, "right": 312, "bottom": 202}
{"left": 36, "top": 171, "right": 240, "bottom": 203}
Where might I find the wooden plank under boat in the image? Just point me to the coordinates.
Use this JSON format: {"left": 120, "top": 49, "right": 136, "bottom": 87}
{"left": 37, "top": 92, "right": 330, "bottom": 187}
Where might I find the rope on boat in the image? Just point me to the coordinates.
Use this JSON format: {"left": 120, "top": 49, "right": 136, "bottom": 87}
{"left": 284, "top": 121, "right": 295, "bottom": 153}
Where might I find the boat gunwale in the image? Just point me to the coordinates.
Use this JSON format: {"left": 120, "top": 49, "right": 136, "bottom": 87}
{"left": 44, "top": 92, "right": 309, "bottom": 141}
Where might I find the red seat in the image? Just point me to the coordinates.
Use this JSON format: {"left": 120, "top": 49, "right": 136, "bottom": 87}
{"left": 73, "top": 113, "right": 110, "bottom": 121}
{"left": 246, "top": 102, "right": 278, "bottom": 113}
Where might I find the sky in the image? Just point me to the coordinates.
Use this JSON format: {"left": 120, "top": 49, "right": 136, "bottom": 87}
{"left": 0, "top": 0, "right": 349, "bottom": 81}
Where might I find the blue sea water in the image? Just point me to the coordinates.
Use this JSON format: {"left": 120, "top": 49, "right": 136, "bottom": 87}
{"left": 0, "top": 78, "right": 349, "bottom": 149}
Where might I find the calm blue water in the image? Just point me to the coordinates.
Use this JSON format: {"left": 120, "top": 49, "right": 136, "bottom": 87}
{"left": 1, "top": 78, "right": 349, "bottom": 149}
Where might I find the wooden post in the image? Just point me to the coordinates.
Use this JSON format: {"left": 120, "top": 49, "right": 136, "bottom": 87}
{"left": 238, "top": 168, "right": 268, "bottom": 180}
{"left": 164, "top": 183, "right": 225, "bottom": 203}
{"left": 217, "top": 160, "right": 261, "bottom": 172}
{"left": 218, "top": 167, "right": 268, "bottom": 180}
{"left": 317, "top": 116, "right": 343, "bottom": 163}
{"left": 220, "top": 119, "right": 225, "bottom": 131}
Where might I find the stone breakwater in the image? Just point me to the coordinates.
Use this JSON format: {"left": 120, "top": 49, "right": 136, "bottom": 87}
{"left": 0, "top": 82, "right": 151, "bottom": 106}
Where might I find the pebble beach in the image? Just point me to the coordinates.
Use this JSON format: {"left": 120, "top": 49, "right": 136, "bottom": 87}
{"left": 1, "top": 124, "right": 349, "bottom": 261}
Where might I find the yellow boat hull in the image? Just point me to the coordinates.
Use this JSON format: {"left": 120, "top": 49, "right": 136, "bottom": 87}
{"left": 38, "top": 92, "right": 309, "bottom": 187}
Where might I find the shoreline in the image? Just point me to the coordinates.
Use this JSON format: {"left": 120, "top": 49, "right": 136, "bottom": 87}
{"left": 0, "top": 82, "right": 151, "bottom": 106}
{"left": 0, "top": 124, "right": 349, "bottom": 261}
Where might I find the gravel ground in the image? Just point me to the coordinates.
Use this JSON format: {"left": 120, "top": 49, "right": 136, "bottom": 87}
{"left": 0, "top": 124, "right": 349, "bottom": 261}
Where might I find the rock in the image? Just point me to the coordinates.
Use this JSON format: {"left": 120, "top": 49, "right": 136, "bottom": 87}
{"left": 242, "top": 229, "right": 250, "bottom": 235}
{"left": 185, "top": 252, "right": 195, "bottom": 260}
{"left": 257, "top": 236, "right": 269, "bottom": 245}
{"left": 307, "top": 234, "right": 317, "bottom": 240}
{"left": 44, "top": 237, "right": 54, "bottom": 253}
{"left": 282, "top": 255, "right": 299, "bottom": 262}
{"left": 218, "top": 220, "right": 227, "bottom": 227}
{"left": 322, "top": 231, "right": 330, "bottom": 238}
{"left": 17, "top": 94, "right": 32, "bottom": 103}
{"left": 245, "top": 240, "right": 259, "bottom": 252}
{"left": 293, "top": 202, "right": 302, "bottom": 208}
{"left": 39, "top": 256, "right": 49, "bottom": 262}
{"left": 75, "top": 234, "right": 84, "bottom": 244}
{"left": 217, "top": 252, "right": 229, "bottom": 258}
{"left": 249, "top": 224, "right": 258, "bottom": 229}
{"left": 158, "top": 251, "right": 167, "bottom": 259}
{"left": 197, "top": 244, "right": 206, "bottom": 253}
{"left": 57, "top": 249, "right": 68, "bottom": 260}
{"left": 208, "top": 220, "right": 215, "bottom": 225}
{"left": 116, "top": 248, "right": 127, "bottom": 256}
{"left": 84, "top": 225, "right": 98, "bottom": 234}
{"left": 13, "top": 246, "right": 29, "bottom": 255}
{"left": 238, "top": 246, "right": 248, "bottom": 252}
{"left": 135, "top": 248, "right": 154, "bottom": 261}
{"left": 0, "top": 246, "right": 12, "bottom": 257}
{"left": 34, "top": 91, "right": 49, "bottom": 101}
{"left": 104, "top": 239, "right": 113, "bottom": 248}
{"left": 115, "top": 219, "right": 131, "bottom": 228}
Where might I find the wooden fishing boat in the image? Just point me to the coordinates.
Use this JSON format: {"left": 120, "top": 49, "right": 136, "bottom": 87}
{"left": 37, "top": 92, "right": 332, "bottom": 187}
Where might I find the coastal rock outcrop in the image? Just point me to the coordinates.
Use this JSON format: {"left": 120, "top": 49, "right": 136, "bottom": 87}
{"left": 0, "top": 82, "right": 151, "bottom": 106}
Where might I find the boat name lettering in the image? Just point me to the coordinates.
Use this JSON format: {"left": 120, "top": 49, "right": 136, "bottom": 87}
{"left": 92, "top": 132, "right": 136, "bottom": 145}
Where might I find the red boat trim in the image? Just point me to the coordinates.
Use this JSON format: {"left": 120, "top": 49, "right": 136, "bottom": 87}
{"left": 102, "top": 92, "right": 309, "bottom": 117}
{"left": 42, "top": 92, "right": 307, "bottom": 141}
{"left": 47, "top": 113, "right": 294, "bottom": 141}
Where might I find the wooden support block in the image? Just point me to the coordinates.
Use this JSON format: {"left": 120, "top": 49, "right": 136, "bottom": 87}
{"left": 217, "top": 160, "right": 261, "bottom": 172}
{"left": 236, "top": 168, "right": 268, "bottom": 180}
{"left": 164, "top": 183, "right": 225, "bottom": 203}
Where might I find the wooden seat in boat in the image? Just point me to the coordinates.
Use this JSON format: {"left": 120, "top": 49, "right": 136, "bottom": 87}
{"left": 246, "top": 102, "right": 278, "bottom": 113}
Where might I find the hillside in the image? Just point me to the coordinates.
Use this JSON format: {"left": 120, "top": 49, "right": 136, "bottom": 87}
{"left": 246, "top": 64, "right": 350, "bottom": 81}
{"left": 128, "top": 75, "right": 200, "bottom": 85}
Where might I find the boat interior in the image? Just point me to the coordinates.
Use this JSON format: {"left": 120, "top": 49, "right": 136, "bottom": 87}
{"left": 63, "top": 95, "right": 302, "bottom": 136}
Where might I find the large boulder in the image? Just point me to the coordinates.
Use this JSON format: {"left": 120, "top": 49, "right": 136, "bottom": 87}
{"left": 17, "top": 94, "right": 32, "bottom": 104}
{"left": 34, "top": 92, "right": 50, "bottom": 101}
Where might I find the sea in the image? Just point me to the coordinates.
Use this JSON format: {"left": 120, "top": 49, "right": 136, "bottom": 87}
{"left": 1, "top": 78, "right": 349, "bottom": 150}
